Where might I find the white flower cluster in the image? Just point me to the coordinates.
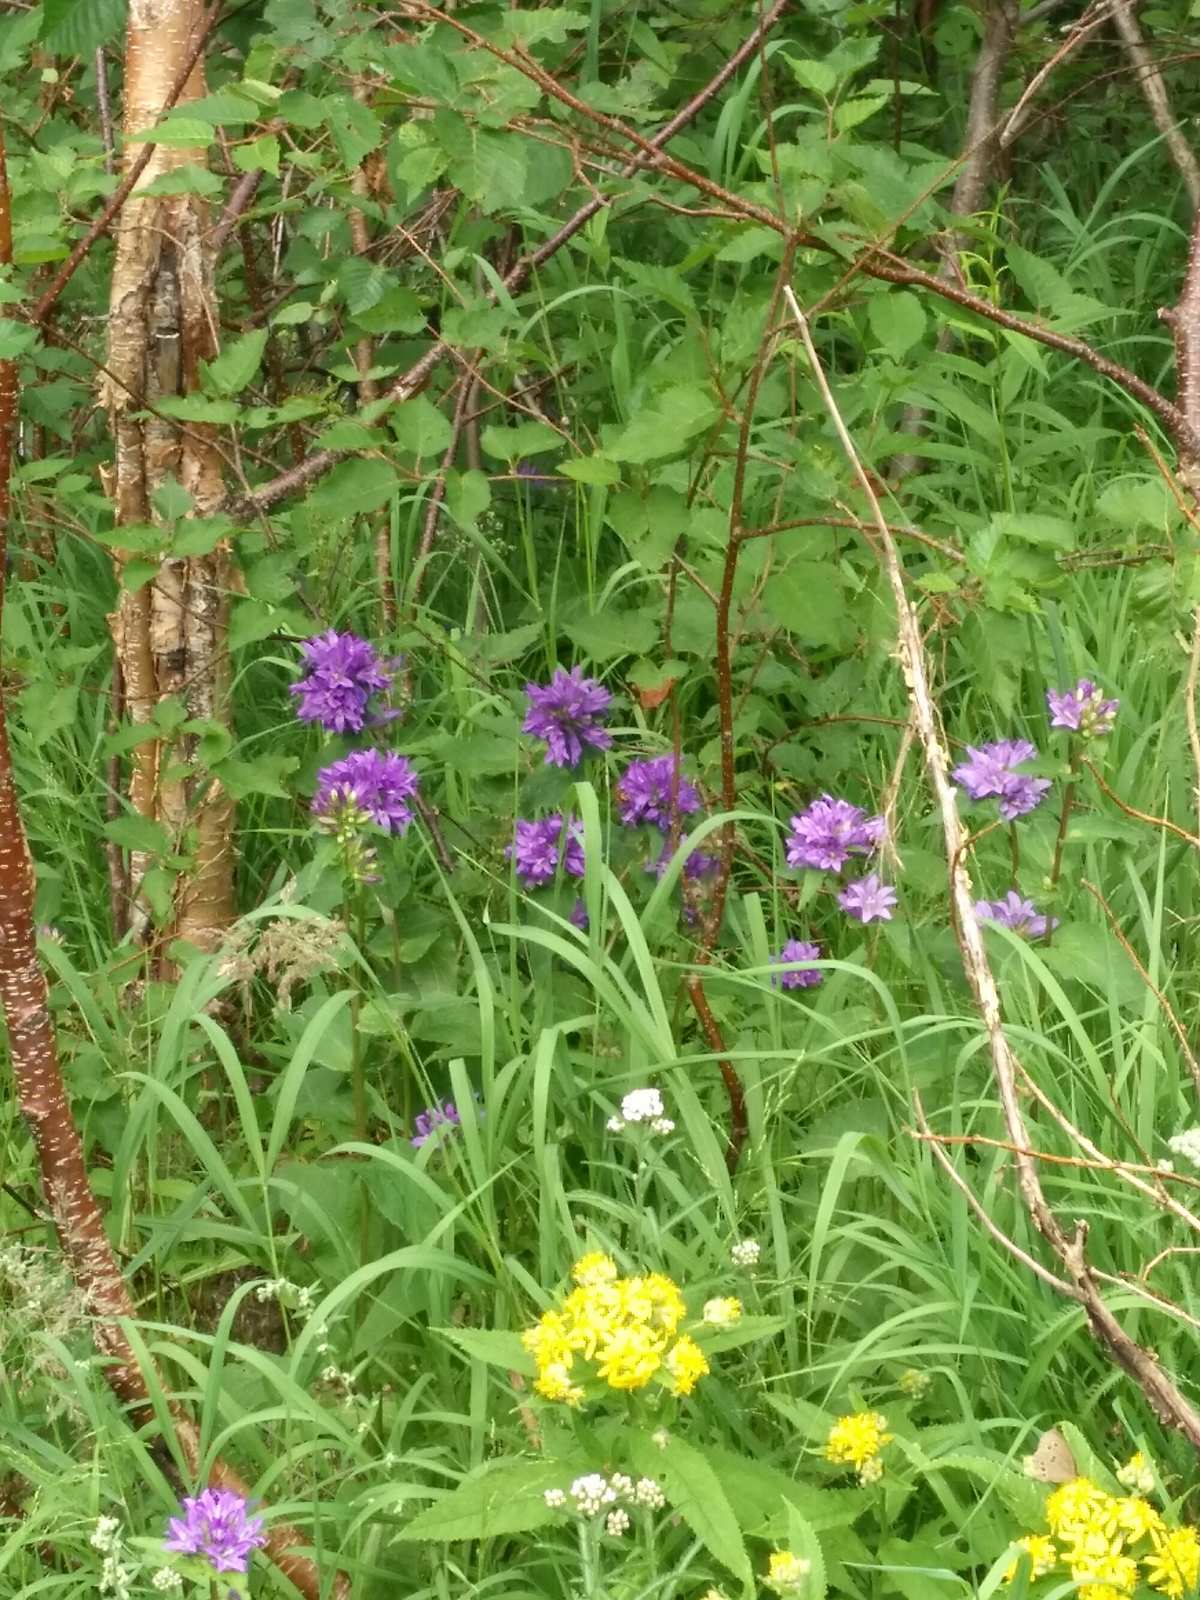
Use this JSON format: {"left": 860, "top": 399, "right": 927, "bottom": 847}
{"left": 151, "top": 1570, "right": 183, "bottom": 1593}
{"left": 544, "top": 1472, "right": 667, "bottom": 1528}
{"left": 607, "top": 1088, "right": 674, "bottom": 1136}
{"left": 1168, "top": 1129, "right": 1200, "bottom": 1170}
{"left": 254, "top": 1277, "right": 317, "bottom": 1314}
{"left": 91, "top": 1516, "right": 135, "bottom": 1600}
{"left": 1117, "top": 1451, "right": 1156, "bottom": 1494}
{"left": 731, "top": 1238, "right": 760, "bottom": 1268}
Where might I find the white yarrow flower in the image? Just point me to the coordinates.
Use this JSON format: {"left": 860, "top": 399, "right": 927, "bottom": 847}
{"left": 606, "top": 1116, "right": 626, "bottom": 1133}
{"left": 731, "top": 1238, "right": 761, "bottom": 1268}
{"left": 151, "top": 1572, "right": 183, "bottom": 1594}
{"left": 544, "top": 1488, "right": 567, "bottom": 1509}
{"left": 634, "top": 1476, "right": 666, "bottom": 1509}
{"left": 620, "top": 1088, "right": 663, "bottom": 1123}
{"left": 1168, "top": 1129, "right": 1200, "bottom": 1170}
{"left": 605, "top": 1508, "right": 631, "bottom": 1537}
{"left": 650, "top": 1116, "right": 675, "bottom": 1135}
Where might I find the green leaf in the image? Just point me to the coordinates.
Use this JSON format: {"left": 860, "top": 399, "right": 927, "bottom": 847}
{"left": 605, "top": 386, "right": 720, "bottom": 464}
{"left": 140, "top": 164, "right": 223, "bottom": 197}
{"left": 438, "top": 1327, "right": 534, "bottom": 1375}
{"left": 785, "top": 1503, "right": 827, "bottom": 1600}
{"left": 233, "top": 133, "right": 280, "bottom": 176}
{"left": 41, "top": 0, "right": 125, "bottom": 54}
{"left": 761, "top": 562, "right": 854, "bottom": 649}
{"left": 394, "top": 1459, "right": 569, "bottom": 1542}
{"left": 633, "top": 1434, "right": 753, "bottom": 1594}
{"left": 786, "top": 57, "right": 837, "bottom": 96}
{"left": 19, "top": 680, "right": 78, "bottom": 747}
{"left": 493, "top": 7, "right": 588, "bottom": 45}
{"left": 445, "top": 469, "right": 491, "bottom": 530}
{"left": 166, "top": 518, "right": 231, "bottom": 558}
{"left": 201, "top": 330, "right": 268, "bottom": 397}
{"left": 0, "top": 320, "right": 38, "bottom": 359}
{"left": 433, "top": 112, "right": 527, "bottom": 213}
{"left": 126, "top": 116, "right": 215, "bottom": 147}
{"left": 990, "top": 512, "right": 1075, "bottom": 551}
{"left": 337, "top": 258, "right": 389, "bottom": 316}
{"left": 481, "top": 420, "right": 563, "bottom": 460}
{"left": 326, "top": 96, "right": 382, "bottom": 169}
{"left": 104, "top": 813, "right": 171, "bottom": 855}
{"left": 558, "top": 455, "right": 620, "bottom": 486}
{"left": 350, "top": 288, "right": 426, "bottom": 335}
{"left": 307, "top": 458, "right": 399, "bottom": 518}
{"left": 1037, "top": 923, "right": 1142, "bottom": 1006}
{"left": 613, "top": 256, "right": 695, "bottom": 315}
{"left": 868, "top": 291, "right": 925, "bottom": 359}
{"left": 693, "top": 1314, "right": 785, "bottom": 1358}
{"left": 563, "top": 607, "right": 657, "bottom": 660}
{"left": 391, "top": 395, "right": 453, "bottom": 456}
{"left": 154, "top": 395, "right": 239, "bottom": 424}
{"left": 212, "top": 755, "right": 300, "bottom": 800}
{"left": 834, "top": 93, "right": 887, "bottom": 132}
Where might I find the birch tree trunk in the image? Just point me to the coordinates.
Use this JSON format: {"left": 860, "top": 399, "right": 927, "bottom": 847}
{"left": 104, "top": 0, "right": 234, "bottom": 955}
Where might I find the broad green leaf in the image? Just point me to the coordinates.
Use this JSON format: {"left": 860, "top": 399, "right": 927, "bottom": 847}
{"left": 326, "top": 96, "right": 382, "bottom": 169}
{"left": 126, "top": 116, "right": 215, "bottom": 147}
{"left": 868, "top": 291, "right": 925, "bottom": 359}
{"left": 834, "top": 93, "right": 888, "bottom": 132}
{"left": 104, "top": 814, "right": 171, "bottom": 856}
{"left": 0, "top": 320, "right": 38, "bottom": 359}
{"left": 337, "top": 258, "right": 390, "bottom": 316}
{"left": 613, "top": 256, "right": 695, "bottom": 315}
{"left": 605, "top": 386, "right": 720, "bottom": 464}
{"left": 308, "top": 458, "right": 399, "bottom": 518}
{"left": 154, "top": 395, "right": 239, "bottom": 424}
{"left": 391, "top": 395, "right": 454, "bottom": 456}
{"left": 351, "top": 288, "right": 426, "bottom": 335}
{"left": 563, "top": 607, "right": 658, "bottom": 660}
{"left": 494, "top": 7, "right": 588, "bottom": 45}
{"left": 211, "top": 755, "right": 300, "bottom": 800}
{"left": 42, "top": 0, "right": 125, "bottom": 54}
{"left": 445, "top": 469, "right": 491, "bottom": 529}
{"left": 438, "top": 1327, "right": 534, "bottom": 1375}
{"left": 785, "top": 1503, "right": 827, "bottom": 1600}
{"left": 786, "top": 57, "right": 837, "bottom": 96}
{"left": 633, "top": 1433, "right": 753, "bottom": 1594}
{"left": 433, "top": 112, "right": 527, "bottom": 212}
{"left": 394, "top": 1459, "right": 569, "bottom": 1541}
{"left": 990, "top": 512, "right": 1075, "bottom": 551}
{"left": 201, "top": 330, "right": 268, "bottom": 397}
{"left": 481, "top": 420, "right": 563, "bottom": 460}
{"left": 762, "top": 562, "right": 854, "bottom": 649}
{"left": 140, "top": 165, "right": 223, "bottom": 197}
{"left": 558, "top": 455, "right": 620, "bottom": 486}
{"left": 232, "top": 134, "right": 280, "bottom": 176}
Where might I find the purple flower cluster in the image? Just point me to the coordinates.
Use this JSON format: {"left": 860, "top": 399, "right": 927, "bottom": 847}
{"left": 786, "top": 794, "right": 885, "bottom": 871}
{"left": 975, "top": 890, "right": 1058, "bottom": 939}
{"left": 290, "top": 630, "right": 395, "bottom": 733}
{"left": 1047, "top": 679, "right": 1118, "bottom": 738}
{"left": 617, "top": 755, "right": 701, "bottom": 829}
{"left": 646, "top": 843, "right": 718, "bottom": 881}
{"left": 771, "top": 938, "right": 823, "bottom": 989}
{"left": 951, "top": 740, "right": 1050, "bottom": 821}
{"left": 508, "top": 815, "right": 585, "bottom": 888}
{"left": 411, "top": 1102, "right": 463, "bottom": 1149}
{"left": 164, "top": 1490, "right": 266, "bottom": 1575}
{"left": 523, "top": 667, "right": 613, "bottom": 767}
{"left": 313, "top": 749, "right": 420, "bottom": 835}
{"left": 838, "top": 873, "right": 897, "bottom": 924}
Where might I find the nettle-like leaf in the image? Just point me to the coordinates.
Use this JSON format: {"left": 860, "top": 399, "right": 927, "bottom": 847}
{"left": 201, "top": 330, "right": 268, "bottom": 397}
{"left": 395, "top": 1459, "right": 577, "bottom": 1542}
{"left": 42, "top": 0, "right": 125, "bottom": 54}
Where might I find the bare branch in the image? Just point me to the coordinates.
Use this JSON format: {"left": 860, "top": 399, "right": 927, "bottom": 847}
{"left": 1111, "top": 0, "right": 1200, "bottom": 208}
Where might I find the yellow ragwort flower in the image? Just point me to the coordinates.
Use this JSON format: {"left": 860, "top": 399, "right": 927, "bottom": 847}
{"left": 765, "top": 1550, "right": 811, "bottom": 1593}
{"left": 1045, "top": 1477, "right": 1113, "bottom": 1541}
{"left": 522, "top": 1310, "right": 573, "bottom": 1367}
{"left": 824, "top": 1411, "right": 892, "bottom": 1471}
{"left": 621, "top": 1272, "right": 686, "bottom": 1337}
{"left": 573, "top": 1252, "right": 618, "bottom": 1287}
{"left": 664, "top": 1335, "right": 709, "bottom": 1396}
{"left": 594, "top": 1324, "right": 664, "bottom": 1391}
{"left": 1069, "top": 1548, "right": 1138, "bottom": 1598}
{"left": 532, "top": 1361, "right": 583, "bottom": 1406}
{"left": 1003, "top": 1533, "right": 1057, "bottom": 1583}
{"left": 702, "top": 1296, "right": 742, "bottom": 1328}
{"left": 1114, "top": 1495, "right": 1165, "bottom": 1544}
{"left": 561, "top": 1284, "right": 622, "bottom": 1357}
{"left": 1145, "top": 1525, "right": 1200, "bottom": 1598}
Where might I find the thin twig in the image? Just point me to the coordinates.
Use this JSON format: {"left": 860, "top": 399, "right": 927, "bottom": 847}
{"left": 1080, "top": 757, "right": 1200, "bottom": 848}
{"left": 1111, "top": 0, "right": 1200, "bottom": 208}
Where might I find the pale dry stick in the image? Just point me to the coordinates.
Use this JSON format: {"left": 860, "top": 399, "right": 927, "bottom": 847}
{"left": 1090, "top": 1268, "right": 1200, "bottom": 1335}
{"left": 914, "top": 1126, "right": 1200, "bottom": 1190}
{"left": 878, "top": 715, "right": 916, "bottom": 876}
{"left": 912, "top": 1095, "right": 1081, "bottom": 1298}
{"left": 786, "top": 282, "right": 1200, "bottom": 1448}
{"left": 1080, "top": 876, "right": 1200, "bottom": 1100}
{"left": 1000, "top": 0, "right": 1115, "bottom": 148}
{"left": 1080, "top": 757, "right": 1200, "bottom": 848}
{"left": 1142, "top": 1245, "right": 1200, "bottom": 1282}
{"left": 1111, "top": 0, "right": 1200, "bottom": 208}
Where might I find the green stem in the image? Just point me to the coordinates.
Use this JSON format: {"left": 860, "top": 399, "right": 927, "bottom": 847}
{"left": 578, "top": 1518, "right": 604, "bottom": 1600}
{"left": 352, "top": 895, "right": 369, "bottom": 1322}
{"left": 1050, "top": 749, "right": 1082, "bottom": 890}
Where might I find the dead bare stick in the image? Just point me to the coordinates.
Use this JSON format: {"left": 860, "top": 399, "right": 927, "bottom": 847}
{"left": 1080, "top": 876, "right": 1200, "bottom": 1100}
{"left": 785, "top": 281, "right": 1200, "bottom": 1449}
{"left": 1000, "top": 0, "right": 1114, "bottom": 148}
{"left": 1111, "top": 0, "right": 1200, "bottom": 209}
{"left": 1079, "top": 757, "right": 1200, "bottom": 848}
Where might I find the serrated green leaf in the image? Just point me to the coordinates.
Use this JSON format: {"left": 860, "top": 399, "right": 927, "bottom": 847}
{"left": 481, "top": 421, "right": 563, "bottom": 461}
{"left": 445, "top": 469, "right": 491, "bottom": 529}
{"left": 104, "top": 813, "right": 171, "bottom": 856}
{"left": 0, "top": 320, "right": 38, "bottom": 360}
{"left": 326, "top": 96, "right": 382, "bottom": 169}
{"left": 868, "top": 290, "right": 925, "bottom": 359}
{"left": 42, "top": 0, "right": 125, "bottom": 55}
{"left": 634, "top": 1434, "right": 753, "bottom": 1594}
{"left": 166, "top": 518, "right": 230, "bottom": 558}
{"left": 394, "top": 1459, "right": 568, "bottom": 1542}
{"left": 438, "top": 1327, "right": 534, "bottom": 1375}
{"left": 211, "top": 755, "right": 299, "bottom": 800}
{"left": 307, "top": 457, "right": 399, "bottom": 518}
{"left": 785, "top": 1503, "right": 827, "bottom": 1600}
{"left": 558, "top": 455, "right": 620, "bottom": 486}
{"left": 126, "top": 116, "right": 215, "bottom": 147}
{"left": 140, "top": 164, "right": 223, "bottom": 197}
{"left": 154, "top": 395, "right": 240, "bottom": 424}
{"left": 350, "top": 288, "right": 426, "bottom": 335}
{"left": 233, "top": 133, "right": 280, "bottom": 176}
{"left": 563, "top": 607, "right": 657, "bottom": 660}
{"left": 201, "top": 330, "right": 268, "bottom": 397}
{"left": 834, "top": 93, "right": 888, "bottom": 132}
{"left": 391, "top": 395, "right": 453, "bottom": 456}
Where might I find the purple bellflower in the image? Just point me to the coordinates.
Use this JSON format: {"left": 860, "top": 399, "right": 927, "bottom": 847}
{"left": 522, "top": 667, "right": 613, "bottom": 767}
{"left": 1047, "top": 679, "right": 1118, "bottom": 738}
{"left": 771, "top": 939, "right": 823, "bottom": 989}
{"left": 839, "top": 873, "right": 898, "bottom": 924}
{"left": 411, "top": 1102, "right": 462, "bottom": 1149}
{"left": 290, "top": 630, "right": 395, "bottom": 733}
{"left": 951, "top": 739, "right": 1051, "bottom": 821}
{"left": 616, "top": 755, "right": 701, "bottom": 830}
{"left": 508, "top": 815, "right": 585, "bottom": 888}
{"left": 313, "top": 749, "right": 419, "bottom": 835}
{"left": 975, "top": 890, "right": 1059, "bottom": 939}
{"left": 785, "top": 794, "right": 885, "bottom": 872}
{"left": 164, "top": 1490, "right": 266, "bottom": 1576}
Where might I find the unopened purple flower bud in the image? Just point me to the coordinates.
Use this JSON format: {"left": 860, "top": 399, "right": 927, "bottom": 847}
{"left": 1047, "top": 679, "right": 1118, "bottom": 738}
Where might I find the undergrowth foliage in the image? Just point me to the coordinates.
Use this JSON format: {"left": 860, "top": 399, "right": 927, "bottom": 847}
{"left": 6, "top": 1, "right": 1200, "bottom": 1599}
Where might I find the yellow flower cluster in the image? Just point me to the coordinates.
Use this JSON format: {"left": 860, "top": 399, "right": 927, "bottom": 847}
{"left": 825, "top": 1412, "right": 892, "bottom": 1483}
{"left": 765, "top": 1550, "right": 811, "bottom": 1593}
{"left": 1005, "top": 1474, "right": 1200, "bottom": 1598}
{"left": 523, "top": 1253, "right": 710, "bottom": 1405}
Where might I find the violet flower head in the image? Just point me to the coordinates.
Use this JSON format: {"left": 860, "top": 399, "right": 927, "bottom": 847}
{"left": 646, "top": 842, "right": 719, "bottom": 881}
{"left": 975, "top": 890, "right": 1059, "bottom": 939}
{"left": 771, "top": 938, "right": 823, "bottom": 990}
{"left": 616, "top": 755, "right": 701, "bottom": 830}
{"left": 951, "top": 739, "right": 1051, "bottom": 821}
{"left": 313, "top": 749, "right": 419, "bottom": 835}
{"left": 411, "top": 1102, "right": 462, "bottom": 1149}
{"left": 289, "top": 629, "right": 394, "bottom": 733}
{"left": 838, "top": 873, "right": 897, "bottom": 925}
{"left": 1047, "top": 679, "right": 1118, "bottom": 738}
{"left": 569, "top": 898, "right": 589, "bottom": 931}
{"left": 164, "top": 1490, "right": 266, "bottom": 1576}
{"left": 522, "top": 667, "right": 613, "bottom": 768}
{"left": 785, "top": 794, "right": 885, "bottom": 872}
{"left": 507, "top": 815, "right": 585, "bottom": 888}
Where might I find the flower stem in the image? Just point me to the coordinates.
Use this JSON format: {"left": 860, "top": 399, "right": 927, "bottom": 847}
{"left": 1050, "top": 748, "right": 1082, "bottom": 890}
